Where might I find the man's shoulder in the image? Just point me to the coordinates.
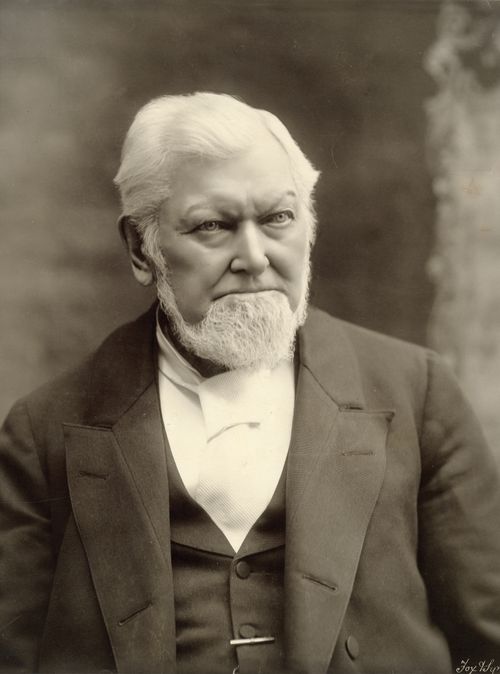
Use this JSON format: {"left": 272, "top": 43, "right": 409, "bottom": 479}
{"left": 9, "top": 305, "right": 157, "bottom": 431}
{"left": 302, "top": 306, "right": 432, "bottom": 408}
{"left": 305, "top": 305, "right": 428, "bottom": 363}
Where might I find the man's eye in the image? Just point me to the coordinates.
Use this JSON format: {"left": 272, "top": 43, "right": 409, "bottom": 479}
{"left": 196, "top": 220, "right": 226, "bottom": 232}
{"left": 264, "top": 210, "right": 294, "bottom": 226}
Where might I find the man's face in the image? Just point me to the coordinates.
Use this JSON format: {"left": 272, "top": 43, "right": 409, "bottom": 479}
{"left": 156, "top": 132, "right": 311, "bottom": 325}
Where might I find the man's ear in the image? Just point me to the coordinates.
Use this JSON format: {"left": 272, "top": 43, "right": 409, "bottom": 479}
{"left": 118, "top": 215, "right": 154, "bottom": 287}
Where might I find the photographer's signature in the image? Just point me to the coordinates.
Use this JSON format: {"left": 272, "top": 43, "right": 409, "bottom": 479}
{"left": 456, "top": 659, "right": 499, "bottom": 674}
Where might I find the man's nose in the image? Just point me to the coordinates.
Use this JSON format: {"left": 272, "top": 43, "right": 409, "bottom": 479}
{"left": 230, "top": 221, "right": 269, "bottom": 276}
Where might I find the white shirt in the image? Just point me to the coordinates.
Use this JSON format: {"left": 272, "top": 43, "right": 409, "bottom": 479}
{"left": 156, "top": 322, "right": 295, "bottom": 551}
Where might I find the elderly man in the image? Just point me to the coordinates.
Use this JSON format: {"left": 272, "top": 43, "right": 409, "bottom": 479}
{"left": 1, "top": 93, "right": 499, "bottom": 674}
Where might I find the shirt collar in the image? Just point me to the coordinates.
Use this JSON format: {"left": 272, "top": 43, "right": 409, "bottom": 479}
{"left": 156, "top": 317, "right": 204, "bottom": 393}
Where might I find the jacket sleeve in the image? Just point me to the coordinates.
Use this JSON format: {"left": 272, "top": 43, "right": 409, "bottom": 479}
{"left": 418, "top": 350, "right": 500, "bottom": 666}
{"left": 0, "top": 400, "right": 55, "bottom": 673}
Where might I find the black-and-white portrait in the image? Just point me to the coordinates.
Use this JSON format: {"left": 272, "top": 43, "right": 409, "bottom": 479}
{"left": 1, "top": 2, "right": 499, "bottom": 673}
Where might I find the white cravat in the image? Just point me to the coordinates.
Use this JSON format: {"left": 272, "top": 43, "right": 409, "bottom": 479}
{"left": 156, "top": 323, "right": 295, "bottom": 552}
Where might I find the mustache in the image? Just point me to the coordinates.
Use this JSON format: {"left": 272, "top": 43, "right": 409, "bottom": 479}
{"left": 213, "top": 289, "right": 285, "bottom": 304}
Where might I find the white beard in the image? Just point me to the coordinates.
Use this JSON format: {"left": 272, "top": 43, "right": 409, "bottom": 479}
{"left": 154, "top": 260, "right": 310, "bottom": 372}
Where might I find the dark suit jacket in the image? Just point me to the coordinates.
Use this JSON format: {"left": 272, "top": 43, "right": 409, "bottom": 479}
{"left": 1, "top": 305, "right": 499, "bottom": 674}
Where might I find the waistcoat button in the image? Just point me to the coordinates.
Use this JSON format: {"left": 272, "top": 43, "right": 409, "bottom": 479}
{"left": 235, "top": 560, "right": 251, "bottom": 579}
{"left": 239, "top": 624, "right": 256, "bottom": 639}
{"left": 345, "top": 635, "right": 360, "bottom": 660}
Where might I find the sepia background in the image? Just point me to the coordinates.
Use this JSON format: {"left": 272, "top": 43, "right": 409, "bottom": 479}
{"left": 1, "top": 0, "right": 499, "bottom": 457}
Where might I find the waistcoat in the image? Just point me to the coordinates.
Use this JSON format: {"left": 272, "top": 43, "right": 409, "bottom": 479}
{"left": 166, "top": 441, "right": 287, "bottom": 674}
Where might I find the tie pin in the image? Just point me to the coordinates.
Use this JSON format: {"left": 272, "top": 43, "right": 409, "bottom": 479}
{"left": 230, "top": 636, "right": 275, "bottom": 646}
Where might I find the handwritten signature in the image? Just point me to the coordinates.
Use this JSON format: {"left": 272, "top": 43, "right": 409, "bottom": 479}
{"left": 456, "top": 659, "right": 499, "bottom": 674}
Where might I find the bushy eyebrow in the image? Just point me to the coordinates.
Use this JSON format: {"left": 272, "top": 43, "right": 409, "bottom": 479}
{"left": 182, "top": 189, "right": 297, "bottom": 221}
{"left": 260, "top": 190, "right": 297, "bottom": 212}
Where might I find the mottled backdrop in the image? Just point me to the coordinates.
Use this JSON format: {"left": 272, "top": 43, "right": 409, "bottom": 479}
{"left": 1, "top": 1, "right": 495, "bottom": 443}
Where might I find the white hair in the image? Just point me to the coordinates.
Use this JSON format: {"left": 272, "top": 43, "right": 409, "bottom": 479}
{"left": 113, "top": 92, "right": 320, "bottom": 248}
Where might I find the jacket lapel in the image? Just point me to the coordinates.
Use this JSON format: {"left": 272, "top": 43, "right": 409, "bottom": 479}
{"left": 285, "top": 309, "right": 393, "bottom": 674}
{"left": 63, "top": 304, "right": 392, "bottom": 674}
{"left": 65, "top": 306, "right": 176, "bottom": 674}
